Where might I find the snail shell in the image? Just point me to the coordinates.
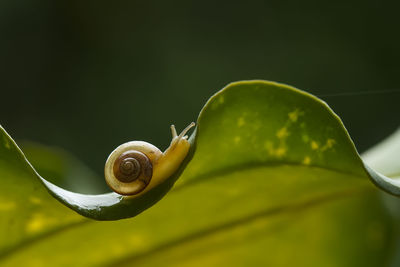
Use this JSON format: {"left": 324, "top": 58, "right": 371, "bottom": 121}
{"left": 105, "top": 142, "right": 162, "bottom": 195}
{"left": 105, "top": 123, "right": 195, "bottom": 196}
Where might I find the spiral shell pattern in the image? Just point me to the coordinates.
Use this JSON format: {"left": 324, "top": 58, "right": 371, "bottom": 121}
{"left": 105, "top": 141, "right": 162, "bottom": 195}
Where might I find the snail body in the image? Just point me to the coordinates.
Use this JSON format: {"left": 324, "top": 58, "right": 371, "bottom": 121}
{"left": 105, "top": 122, "right": 195, "bottom": 196}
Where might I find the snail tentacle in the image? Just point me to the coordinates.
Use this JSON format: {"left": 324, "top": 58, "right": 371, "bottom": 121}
{"left": 177, "top": 122, "right": 195, "bottom": 140}
{"left": 171, "top": 125, "right": 178, "bottom": 138}
{"left": 169, "top": 122, "right": 196, "bottom": 150}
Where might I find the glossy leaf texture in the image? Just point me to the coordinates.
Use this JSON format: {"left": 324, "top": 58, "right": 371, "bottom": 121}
{"left": 0, "top": 80, "right": 399, "bottom": 266}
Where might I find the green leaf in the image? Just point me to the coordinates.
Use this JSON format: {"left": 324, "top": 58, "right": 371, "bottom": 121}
{"left": 362, "top": 128, "right": 400, "bottom": 177}
{"left": 20, "top": 142, "right": 109, "bottom": 194}
{"left": 362, "top": 128, "right": 400, "bottom": 193}
{"left": 0, "top": 80, "right": 398, "bottom": 266}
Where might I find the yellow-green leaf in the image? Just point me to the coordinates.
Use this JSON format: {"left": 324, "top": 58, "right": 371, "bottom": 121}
{"left": 0, "top": 80, "right": 398, "bottom": 266}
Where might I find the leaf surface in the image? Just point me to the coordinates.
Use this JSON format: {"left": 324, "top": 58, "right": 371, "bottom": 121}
{"left": 0, "top": 80, "right": 398, "bottom": 266}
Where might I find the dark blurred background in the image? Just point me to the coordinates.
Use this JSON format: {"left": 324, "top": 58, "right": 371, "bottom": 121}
{"left": 1, "top": 0, "right": 399, "bottom": 175}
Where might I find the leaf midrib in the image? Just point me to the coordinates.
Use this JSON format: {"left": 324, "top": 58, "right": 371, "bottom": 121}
{"left": 173, "top": 160, "right": 368, "bottom": 192}
{"left": 0, "top": 219, "right": 91, "bottom": 261}
{"left": 0, "top": 162, "right": 369, "bottom": 262}
{"left": 104, "top": 186, "right": 373, "bottom": 267}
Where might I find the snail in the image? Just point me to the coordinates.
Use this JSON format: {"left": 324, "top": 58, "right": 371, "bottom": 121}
{"left": 104, "top": 122, "right": 195, "bottom": 196}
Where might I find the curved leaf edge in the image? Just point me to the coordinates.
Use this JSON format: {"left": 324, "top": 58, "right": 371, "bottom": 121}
{"left": 0, "top": 79, "right": 398, "bottom": 221}
{"left": 212, "top": 81, "right": 399, "bottom": 198}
